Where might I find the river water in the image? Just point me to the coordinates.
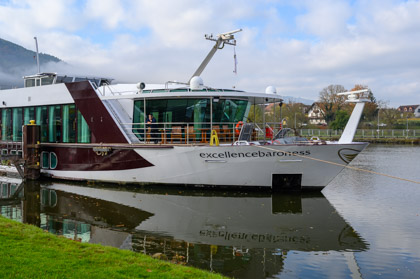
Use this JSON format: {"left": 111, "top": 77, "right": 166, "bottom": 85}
{"left": 1, "top": 144, "right": 419, "bottom": 278}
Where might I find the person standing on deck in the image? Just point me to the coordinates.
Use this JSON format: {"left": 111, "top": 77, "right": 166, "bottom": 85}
{"left": 146, "top": 113, "right": 158, "bottom": 143}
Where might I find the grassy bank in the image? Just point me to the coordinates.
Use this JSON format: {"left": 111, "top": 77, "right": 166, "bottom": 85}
{"left": 0, "top": 216, "right": 225, "bottom": 279}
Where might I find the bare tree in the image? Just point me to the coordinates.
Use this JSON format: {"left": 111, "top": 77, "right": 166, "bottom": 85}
{"left": 318, "top": 85, "right": 347, "bottom": 124}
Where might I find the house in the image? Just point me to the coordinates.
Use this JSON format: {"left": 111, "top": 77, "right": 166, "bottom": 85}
{"left": 397, "top": 105, "right": 420, "bottom": 118}
{"left": 307, "top": 103, "right": 327, "bottom": 125}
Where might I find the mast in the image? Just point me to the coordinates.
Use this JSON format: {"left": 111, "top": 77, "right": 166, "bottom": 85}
{"left": 34, "top": 37, "right": 40, "bottom": 74}
{"left": 189, "top": 29, "right": 242, "bottom": 84}
{"left": 338, "top": 89, "right": 371, "bottom": 144}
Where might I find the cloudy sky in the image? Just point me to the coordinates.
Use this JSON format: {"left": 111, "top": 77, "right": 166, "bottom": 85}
{"left": 0, "top": 0, "right": 419, "bottom": 107}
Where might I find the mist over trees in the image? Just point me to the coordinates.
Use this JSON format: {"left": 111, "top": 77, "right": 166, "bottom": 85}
{"left": 0, "top": 37, "right": 61, "bottom": 88}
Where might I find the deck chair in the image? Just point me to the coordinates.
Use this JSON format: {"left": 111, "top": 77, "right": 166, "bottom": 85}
{"left": 186, "top": 125, "right": 197, "bottom": 143}
{"left": 171, "top": 126, "right": 183, "bottom": 143}
{"left": 219, "top": 124, "right": 229, "bottom": 142}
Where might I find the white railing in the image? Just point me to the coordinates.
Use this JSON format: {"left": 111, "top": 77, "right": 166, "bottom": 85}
{"left": 297, "top": 129, "right": 419, "bottom": 139}
{"left": 121, "top": 122, "right": 240, "bottom": 144}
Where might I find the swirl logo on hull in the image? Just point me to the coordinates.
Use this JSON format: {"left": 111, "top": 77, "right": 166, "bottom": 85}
{"left": 338, "top": 148, "right": 360, "bottom": 164}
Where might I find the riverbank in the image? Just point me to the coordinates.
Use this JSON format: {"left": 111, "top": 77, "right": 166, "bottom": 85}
{"left": 0, "top": 216, "right": 225, "bottom": 279}
{"left": 317, "top": 137, "right": 420, "bottom": 144}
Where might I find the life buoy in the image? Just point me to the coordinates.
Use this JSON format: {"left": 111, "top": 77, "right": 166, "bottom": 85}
{"left": 235, "top": 121, "right": 243, "bottom": 136}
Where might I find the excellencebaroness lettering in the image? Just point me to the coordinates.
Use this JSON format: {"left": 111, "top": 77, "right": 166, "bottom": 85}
{"left": 199, "top": 150, "right": 310, "bottom": 159}
{"left": 200, "top": 230, "right": 310, "bottom": 244}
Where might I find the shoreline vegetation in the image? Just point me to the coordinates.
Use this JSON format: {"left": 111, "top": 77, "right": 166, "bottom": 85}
{"left": 318, "top": 137, "right": 420, "bottom": 144}
{"left": 0, "top": 216, "right": 225, "bottom": 279}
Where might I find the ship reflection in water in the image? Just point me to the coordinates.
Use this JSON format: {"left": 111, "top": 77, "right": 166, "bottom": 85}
{"left": 1, "top": 178, "right": 368, "bottom": 278}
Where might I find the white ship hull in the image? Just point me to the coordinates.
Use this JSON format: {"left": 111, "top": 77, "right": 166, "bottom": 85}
{"left": 44, "top": 142, "right": 367, "bottom": 189}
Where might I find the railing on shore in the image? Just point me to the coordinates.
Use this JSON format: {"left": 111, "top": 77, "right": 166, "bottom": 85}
{"left": 297, "top": 128, "right": 420, "bottom": 139}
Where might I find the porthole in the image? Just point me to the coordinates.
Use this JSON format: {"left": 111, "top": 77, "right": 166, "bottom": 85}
{"left": 41, "top": 152, "right": 49, "bottom": 169}
{"left": 50, "top": 152, "right": 58, "bottom": 169}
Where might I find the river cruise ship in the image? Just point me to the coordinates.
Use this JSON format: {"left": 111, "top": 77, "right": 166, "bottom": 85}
{"left": 0, "top": 31, "right": 370, "bottom": 190}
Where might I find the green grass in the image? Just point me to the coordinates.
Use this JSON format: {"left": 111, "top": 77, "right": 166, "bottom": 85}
{"left": 0, "top": 216, "right": 226, "bottom": 279}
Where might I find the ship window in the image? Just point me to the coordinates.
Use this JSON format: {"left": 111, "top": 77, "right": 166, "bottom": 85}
{"left": 133, "top": 100, "right": 145, "bottom": 140}
{"left": 77, "top": 110, "right": 91, "bottom": 143}
{"left": 41, "top": 189, "right": 57, "bottom": 207}
{"left": 36, "top": 79, "right": 41, "bottom": 86}
{"left": 12, "top": 108, "right": 23, "bottom": 141}
{"left": 1, "top": 183, "right": 7, "bottom": 198}
{"left": 36, "top": 106, "right": 48, "bottom": 142}
{"left": 41, "top": 152, "right": 49, "bottom": 169}
{"left": 74, "top": 77, "right": 88, "bottom": 82}
{"left": 25, "top": 79, "right": 36, "bottom": 88}
{"left": 62, "top": 104, "right": 76, "bottom": 143}
{"left": 48, "top": 105, "right": 61, "bottom": 143}
{"left": 1, "top": 108, "right": 12, "bottom": 141}
{"left": 50, "top": 152, "right": 58, "bottom": 169}
{"left": 41, "top": 76, "right": 54, "bottom": 86}
{"left": 56, "top": 76, "right": 74, "bottom": 83}
{"left": 24, "top": 107, "right": 35, "bottom": 125}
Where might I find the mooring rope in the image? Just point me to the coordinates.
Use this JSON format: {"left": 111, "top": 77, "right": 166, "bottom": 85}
{"left": 256, "top": 144, "right": 420, "bottom": 185}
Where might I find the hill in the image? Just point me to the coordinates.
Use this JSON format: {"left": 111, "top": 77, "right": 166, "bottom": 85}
{"left": 0, "top": 38, "right": 60, "bottom": 71}
{"left": 0, "top": 38, "right": 62, "bottom": 88}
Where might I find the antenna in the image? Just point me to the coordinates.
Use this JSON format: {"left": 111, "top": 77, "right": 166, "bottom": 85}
{"left": 189, "top": 29, "right": 242, "bottom": 84}
{"left": 34, "top": 36, "right": 40, "bottom": 74}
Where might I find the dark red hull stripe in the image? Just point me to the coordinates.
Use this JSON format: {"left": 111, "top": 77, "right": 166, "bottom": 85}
{"left": 48, "top": 190, "right": 153, "bottom": 228}
{"left": 61, "top": 81, "right": 153, "bottom": 171}
{"left": 65, "top": 81, "right": 128, "bottom": 144}
{"left": 45, "top": 146, "right": 153, "bottom": 171}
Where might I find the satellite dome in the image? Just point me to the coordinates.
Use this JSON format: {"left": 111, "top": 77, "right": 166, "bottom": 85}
{"left": 265, "top": 86, "right": 277, "bottom": 94}
{"left": 190, "top": 76, "right": 204, "bottom": 90}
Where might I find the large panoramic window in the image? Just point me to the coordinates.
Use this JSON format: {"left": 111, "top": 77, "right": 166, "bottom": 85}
{"left": 1, "top": 109, "right": 12, "bottom": 141}
{"left": 133, "top": 100, "right": 145, "bottom": 139}
{"left": 36, "top": 106, "right": 48, "bottom": 142}
{"left": 48, "top": 105, "right": 61, "bottom": 143}
{"left": 77, "top": 110, "right": 91, "bottom": 143}
{"left": 12, "top": 108, "right": 23, "bottom": 141}
{"left": 24, "top": 107, "right": 35, "bottom": 125}
{"left": 62, "top": 104, "right": 76, "bottom": 143}
{"left": 133, "top": 98, "right": 250, "bottom": 140}
{"left": 1, "top": 105, "right": 92, "bottom": 143}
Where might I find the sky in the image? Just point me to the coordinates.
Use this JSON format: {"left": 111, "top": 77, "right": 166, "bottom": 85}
{"left": 0, "top": 0, "right": 420, "bottom": 107}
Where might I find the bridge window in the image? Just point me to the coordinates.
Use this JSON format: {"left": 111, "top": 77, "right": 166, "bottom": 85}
{"left": 41, "top": 76, "right": 54, "bottom": 86}
{"left": 25, "top": 79, "right": 36, "bottom": 88}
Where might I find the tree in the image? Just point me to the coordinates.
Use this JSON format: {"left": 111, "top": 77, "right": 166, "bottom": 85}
{"left": 381, "top": 107, "right": 400, "bottom": 128}
{"left": 317, "top": 85, "right": 347, "bottom": 124}
{"left": 330, "top": 110, "right": 350, "bottom": 130}
{"left": 247, "top": 105, "right": 264, "bottom": 123}
{"left": 349, "top": 84, "right": 378, "bottom": 122}
{"left": 280, "top": 101, "right": 308, "bottom": 128}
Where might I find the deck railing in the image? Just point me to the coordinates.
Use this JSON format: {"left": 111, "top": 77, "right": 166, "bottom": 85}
{"left": 125, "top": 122, "right": 241, "bottom": 144}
